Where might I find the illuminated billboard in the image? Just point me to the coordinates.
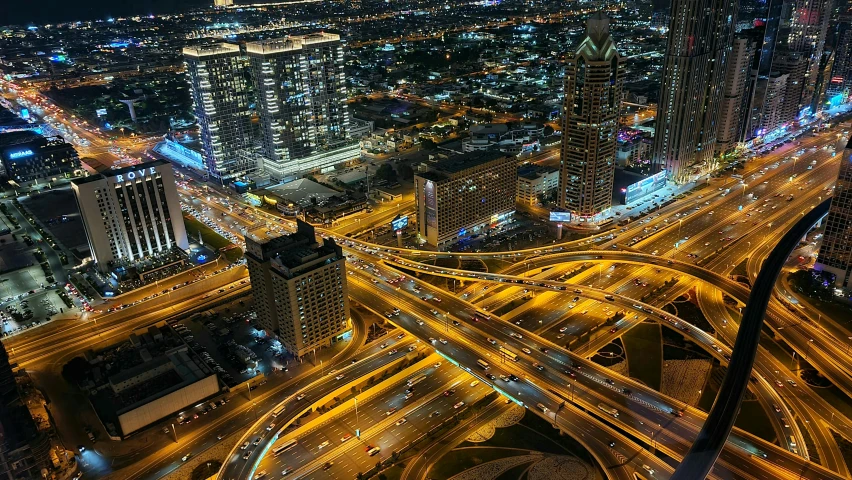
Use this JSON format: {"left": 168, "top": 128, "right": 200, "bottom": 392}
{"left": 392, "top": 215, "right": 409, "bottom": 231}
{"left": 549, "top": 212, "right": 571, "bottom": 222}
{"left": 623, "top": 170, "right": 667, "bottom": 204}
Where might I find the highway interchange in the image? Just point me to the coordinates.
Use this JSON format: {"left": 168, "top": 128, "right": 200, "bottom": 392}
{"left": 5, "top": 79, "right": 852, "bottom": 480}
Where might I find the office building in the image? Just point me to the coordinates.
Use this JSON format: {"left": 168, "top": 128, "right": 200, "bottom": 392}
{"left": 72, "top": 160, "right": 188, "bottom": 273}
{"left": 245, "top": 221, "right": 349, "bottom": 358}
{"left": 652, "top": 0, "right": 737, "bottom": 182}
{"left": 717, "top": 34, "right": 759, "bottom": 154}
{"left": 247, "top": 33, "right": 357, "bottom": 181}
{"left": 0, "top": 132, "right": 80, "bottom": 183}
{"left": 0, "top": 340, "right": 51, "bottom": 479}
{"left": 414, "top": 151, "right": 517, "bottom": 249}
{"left": 559, "top": 13, "right": 624, "bottom": 222}
{"left": 183, "top": 43, "right": 255, "bottom": 181}
{"left": 759, "top": 72, "right": 791, "bottom": 134}
{"left": 817, "top": 140, "right": 852, "bottom": 287}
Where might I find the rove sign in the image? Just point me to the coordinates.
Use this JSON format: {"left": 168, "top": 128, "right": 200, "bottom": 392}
{"left": 115, "top": 166, "right": 157, "bottom": 183}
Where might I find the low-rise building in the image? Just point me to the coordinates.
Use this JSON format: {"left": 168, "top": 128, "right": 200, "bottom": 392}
{"left": 0, "top": 132, "right": 81, "bottom": 184}
{"left": 516, "top": 165, "right": 559, "bottom": 206}
{"left": 462, "top": 123, "right": 542, "bottom": 154}
{"left": 414, "top": 151, "right": 517, "bottom": 249}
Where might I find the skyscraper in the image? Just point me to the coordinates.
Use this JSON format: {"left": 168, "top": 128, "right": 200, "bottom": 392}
{"left": 717, "top": 34, "right": 759, "bottom": 154}
{"left": 245, "top": 221, "right": 350, "bottom": 357}
{"left": 183, "top": 43, "right": 255, "bottom": 182}
{"left": 559, "top": 12, "right": 624, "bottom": 221}
{"left": 652, "top": 0, "right": 737, "bottom": 182}
{"left": 746, "top": 0, "right": 788, "bottom": 139}
{"left": 247, "top": 33, "right": 356, "bottom": 181}
{"left": 784, "top": 0, "right": 832, "bottom": 111}
{"left": 817, "top": 140, "right": 852, "bottom": 287}
{"left": 827, "top": 20, "right": 852, "bottom": 103}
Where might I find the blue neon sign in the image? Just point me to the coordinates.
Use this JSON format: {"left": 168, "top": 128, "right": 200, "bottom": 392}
{"left": 8, "top": 149, "right": 34, "bottom": 160}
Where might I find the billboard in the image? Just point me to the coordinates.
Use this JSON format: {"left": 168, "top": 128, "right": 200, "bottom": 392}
{"left": 549, "top": 212, "right": 571, "bottom": 222}
{"left": 392, "top": 215, "right": 409, "bottom": 231}
{"left": 623, "top": 170, "right": 667, "bottom": 204}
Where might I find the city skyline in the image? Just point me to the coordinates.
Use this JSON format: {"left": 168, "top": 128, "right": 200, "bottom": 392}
{"left": 0, "top": 1, "right": 851, "bottom": 480}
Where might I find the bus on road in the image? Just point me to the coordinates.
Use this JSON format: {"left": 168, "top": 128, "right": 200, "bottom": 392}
{"left": 272, "top": 439, "right": 297, "bottom": 456}
{"left": 271, "top": 404, "right": 286, "bottom": 418}
{"left": 477, "top": 359, "right": 490, "bottom": 370}
{"left": 598, "top": 403, "right": 619, "bottom": 417}
{"left": 498, "top": 347, "right": 519, "bottom": 362}
{"left": 407, "top": 374, "right": 427, "bottom": 386}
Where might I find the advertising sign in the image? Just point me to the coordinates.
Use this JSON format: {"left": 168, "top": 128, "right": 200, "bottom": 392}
{"left": 392, "top": 215, "right": 409, "bottom": 231}
{"left": 549, "top": 212, "right": 571, "bottom": 222}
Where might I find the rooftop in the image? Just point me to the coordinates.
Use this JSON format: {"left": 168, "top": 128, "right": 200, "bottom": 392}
{"left": 246, "top": 32, "right": 341, "bottom": 55}
{"left": 182, "top": 42, "right": 240, "bottom": 58}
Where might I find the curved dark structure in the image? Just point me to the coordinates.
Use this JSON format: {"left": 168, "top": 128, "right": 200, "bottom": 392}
{"left": 672, "top": 198, "right": 831, "bottom": 480}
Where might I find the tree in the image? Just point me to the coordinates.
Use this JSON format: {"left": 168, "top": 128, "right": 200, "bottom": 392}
{"left": 421, "top": 138, "right": 438, "bottom": 150}
{"left": 61, "top": 357, "right": 91, "bottom": 385}
{"left": 398, "top": 164, "right": 414, "bottom": 180}
{"left": 543, "top": 125, "right": 555, "bottom": 136}
{"left": 375, "top": 163, "right": 397, "bottom": 183}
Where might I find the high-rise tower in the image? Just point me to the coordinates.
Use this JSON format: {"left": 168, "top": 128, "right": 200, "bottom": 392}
{"left": 558, "top": 12, "right": 624, "bottom": 222}
{"left": 717, "top": 33, "right": 759, "bottom": 154}
{"left": 652, "top": 0, "right": 737, "bottom": 182}
{"left": 817, "top": 140, "right": 852, "bottom": 287}
{"left": 183, "top": 43, "right": 255, "bottom": 182}
{"left": 247, "top": 33, "right": 354, "bottom": 181}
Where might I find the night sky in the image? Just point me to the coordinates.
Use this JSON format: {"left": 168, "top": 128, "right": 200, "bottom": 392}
{"left": 3, "top": 0, "right": 209, "bottom": 27}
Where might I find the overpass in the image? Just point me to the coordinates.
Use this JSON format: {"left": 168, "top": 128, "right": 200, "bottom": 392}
{"left": 672, "top": 198, "right": 831, "bottom": 479}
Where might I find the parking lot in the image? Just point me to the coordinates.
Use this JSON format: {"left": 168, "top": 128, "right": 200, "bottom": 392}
{"left": 20, "top": 186, "right": 90, "bottom": 259}
{"left": 167, "top": 303, "right": 290, "bottom": 389}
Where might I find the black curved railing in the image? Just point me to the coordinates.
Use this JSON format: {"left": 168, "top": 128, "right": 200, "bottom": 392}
{"left": 672, "top": 198, "right": 831, "bottom": 479}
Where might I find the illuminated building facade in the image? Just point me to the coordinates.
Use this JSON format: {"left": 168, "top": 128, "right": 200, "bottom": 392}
{"left": 414, "top": 151, "right": 517, "bottom": 249}
{"left": 718, "top": 34, "right": 758, "bottom": 154}
{"left": 652, "top": 0, "right": 737, "bottom": 182}
{"left": 72, "top": 160, "right": 188, "bottom": 272}
{"left": 0, "top": 133, "right": 80, "bottom": 183}
{"left": 247, "top": 33, "right": 355, "bottom": 181}
{"left": 559, "top": 12, "right": 624, "bottom": 221}
{"left": 183, "top": 43, "right": 255, "bottom": 181}
{"left": 245, "top": 221, "right": 349, "bottom": 357}
{"left": 817, "top": 140, "right": 852, "bottom": 287}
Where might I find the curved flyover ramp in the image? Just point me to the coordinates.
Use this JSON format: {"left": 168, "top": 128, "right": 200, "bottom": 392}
{"left": 671, "top": 198, "right": 831, "bottom": 480}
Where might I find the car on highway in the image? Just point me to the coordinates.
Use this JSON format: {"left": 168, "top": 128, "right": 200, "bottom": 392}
{"left": 296, "top": 393, "right": 306, "bottom": 401}
{"left": 439, "top": 338, "right": 448, "bottom": 344}
{"left": 386, "top": 408, "right": 397, "bottom": 415}
{"left": 253, "top": 471, "right": 267, "bottom": 479}
{"left": 395, "top": 417, "right": 407, "bottom": 426}
{"left": 470, "top": 380, "right": 479, "bottom": 387}
{"left": 242, "top": 451, "right": 252, "bottom": 460}
{"left": 318, "top": 441, "right": 330, "bottom": 449}
{"left": 341, "top": 434, "right": 353, "bottom": 443}
{"left": 282, "top": 467, "right": 292, "bottom": 476}
{"left": 252, "top": 437, "right": 261, "bottom": 446}
{"left": 241, "top": 442, "right": 250, "bottom": 450}
{"left": 335, "top": 373, "right": 346, "bottom": 380}
{"left": 522, "top": 348, "right": 531, "bottom": 354}
{"left": 323, "top": 461, "right": 334, "bottom": 470}
{"left": 454, "top": 401, "right": 465, "bottom": 409}
{"left": 429, "top": 410, "right": 441, "bottom": 418}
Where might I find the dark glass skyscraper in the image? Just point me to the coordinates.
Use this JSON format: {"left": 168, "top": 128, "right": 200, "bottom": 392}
{"left": 652, "top": 0, "right": 738, "bottom": 182}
